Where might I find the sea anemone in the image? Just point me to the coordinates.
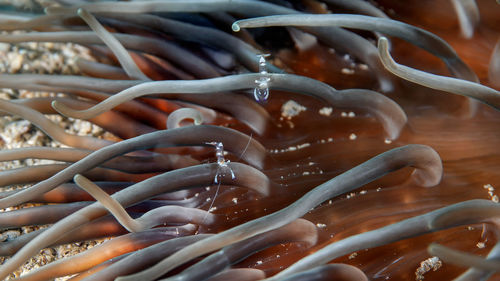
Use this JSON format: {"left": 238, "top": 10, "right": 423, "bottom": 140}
{"left": 0, "top": 0, "right": 499, "bottom": 280}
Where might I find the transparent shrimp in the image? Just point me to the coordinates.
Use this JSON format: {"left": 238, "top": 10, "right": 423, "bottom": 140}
{"left": 206, "top": 141, "right": 235, "bottom": 184}
{"left": 197, "top": 141, "right": 237, "bottom": 230}
{"left": 254, "top": 54, "right": 271, "bottom": 102}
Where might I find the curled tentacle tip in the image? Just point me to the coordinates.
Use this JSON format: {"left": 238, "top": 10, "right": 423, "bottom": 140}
{"left": 51, "top": 100, "right": 67, "bottom": 117}
{"left": 73, "top": 174, "right": 82, "bottom": 182}
{"left": 377, "top": 37, "right": 391, "bottom": 58}
{"left": 410, "top": 146, "right": 443, "bottom": 188}
{"left": 77, "top": 8, "right": 93, "bottom": 21}
{"left": 44, "top": 6, "right": 60, "bottom": 14}
{"left": 377, "top": 100, "right": 407, "bottom": 141}
{"left": 376, "top": 37, "right": 396, "bottom": 93}
{"left": 378, "top": 36, "right": 390, "bottom": 45}
{"left": 166, "top": 108, "right": 204, "bottom": 129}
{"left": 73, "top": 174, "right": 93, "bottom": 189}
{"left": 51, "top": 100, "right": 82, "bottom": 119}
{"left": 50, "top": 100, "right": 61, "bottom": 112}
{"left": 387, "top": 118, "right": 406, "bottom": 141}
{"left": 231, "top": 22, "right": 241, "bottom": 32}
